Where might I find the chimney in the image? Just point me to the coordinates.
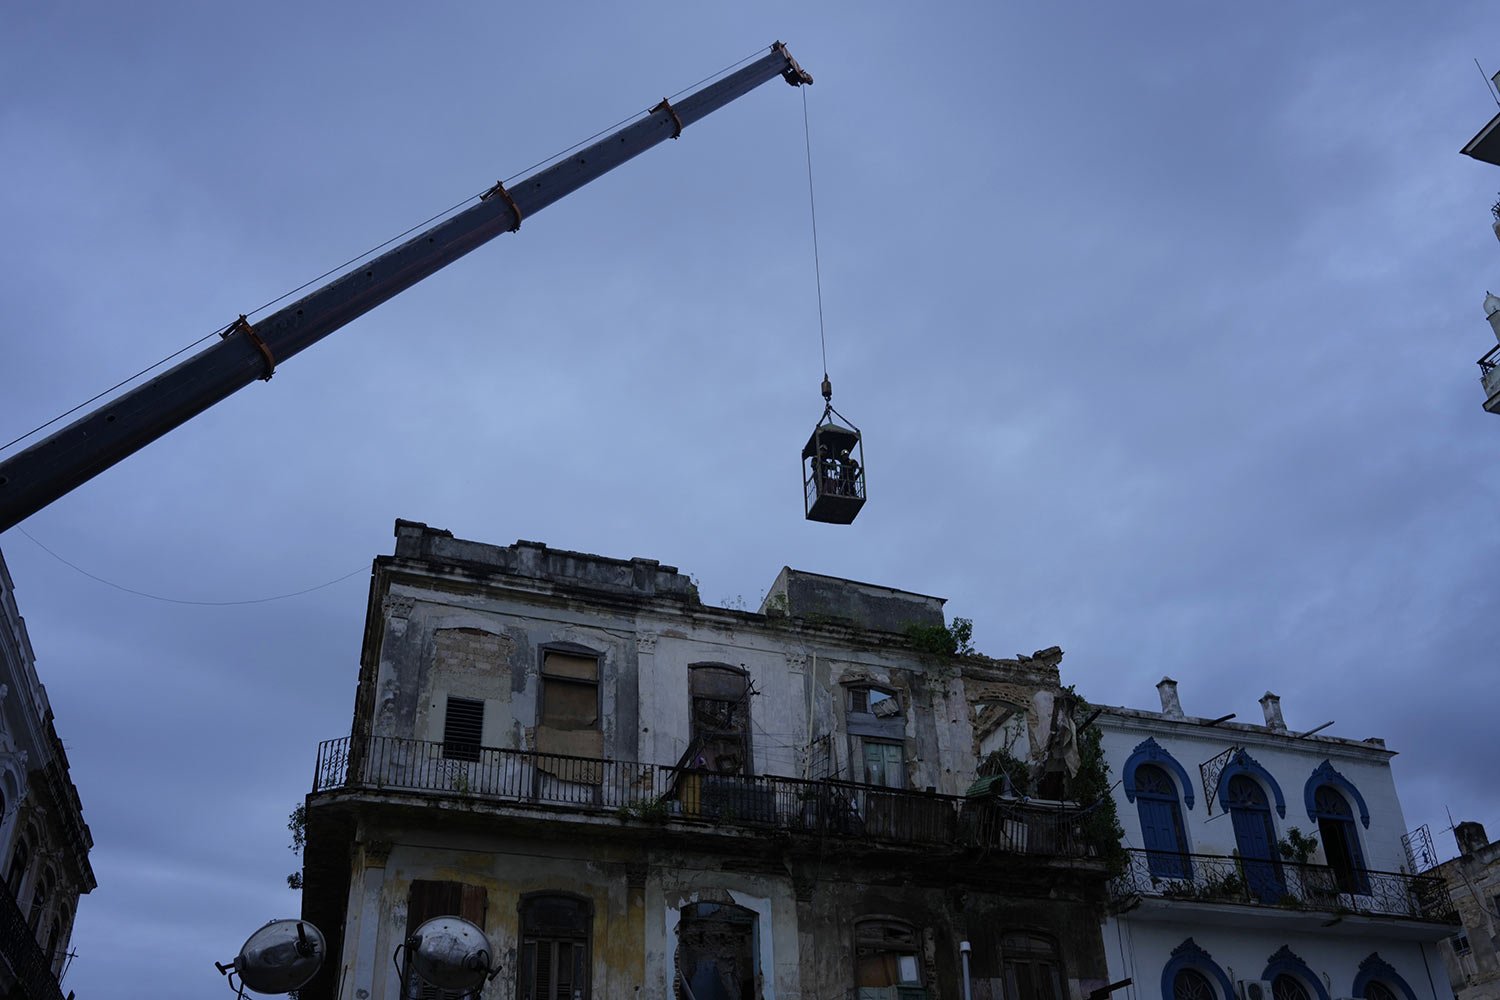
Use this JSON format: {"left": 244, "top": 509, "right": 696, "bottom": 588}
{"left": 1486, "top": 292, "right": 1500, "bottom": 342}
{"left": 1456, "top": 821, "right": 1490, "bottom": 856}
{"left": 1157, "top": 677, "right": 1184, "bottom": 719}
{"left": 1259, "top": 692, "right": 1286, "bottom": 731}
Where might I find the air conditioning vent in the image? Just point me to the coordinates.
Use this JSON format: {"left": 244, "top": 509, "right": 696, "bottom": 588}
{"left": 1239, "top": 981, "right": 1274, "bottom": 1000}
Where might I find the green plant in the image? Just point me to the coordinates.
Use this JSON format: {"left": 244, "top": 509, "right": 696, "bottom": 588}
{"left": 450, "top": 769, "right": 471, "bottom": 795}
{"left": 616, "top": 798, "right": 671, "bottom": 824}
{"left": 763, "top": 593, "right": 789, "bottom": 618}
{"left": 1068, "top": 696, "right": 1127, "bottom": 876}
{"left": 1277, "top": 826, "right": 1319, "bottom": 865}
{"left": 286, "top": 804, "right": 307, "bottom": 890}
{"left": 978, "top": 747, "right": 1032, "bottom": 796}
{"left": 904, "top": 618, "right": 976, "bottom": 657}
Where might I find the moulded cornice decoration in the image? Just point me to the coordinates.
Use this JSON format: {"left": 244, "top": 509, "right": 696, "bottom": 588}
{"left": 1263, "top": 946, "right": 1330, "bottom": 1000}
{"left": 636, "top": 632, "right": 658, "bottom": 654}
{"left": 1304, "top": 759, "right": 1370, "bottom": 829}
{"left": 1216, "top": 748, "right": 1287, "bottom": 818}
{"left": 383, "top": 595, "right": 415, "bottom": 619}
{"left": 1162, "top": 938, "right": 1236, "bottom": 1000}
{"left": 1123, "top": 737, "right": 1196, "bottom": 809}
{"left": 1353, "top": 953, "right": 1416, "bottom": 1000}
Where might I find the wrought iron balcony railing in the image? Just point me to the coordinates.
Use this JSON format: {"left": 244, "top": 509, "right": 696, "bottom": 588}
{"left": 1110, "top": 848, "right": 1457, "bottom": 924}
{"left": 312, "top": 735, "right": 1089, "bottom": 858}
{"left": 0, "top": 881, "right": 68, "bottom": 1000}
{"left": 1480, "top": 343, "right": 1500, "bottom": 400}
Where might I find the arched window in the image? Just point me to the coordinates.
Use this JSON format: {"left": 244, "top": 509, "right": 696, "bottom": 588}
{"left": 678, "top": 902, "right": 757, "bottom": 1000}
{"left": 1311, "top": 785, "right": 1369, "bottom": 894}
{"left": 29, "top": 866, "right": 54, "bottom": 931}
{"left": 1001, "top": 931, "right": 1063, "bottom": 1000}
{"left": 4, "top": 834, "right": 29, "bottom": 897}
{"left": 1262, "top": 946, "right": 1330, "bottom": 1000}
{"left": 1135, "top": 764, "right": 1191, "bottom": 879}
{"left": 1227, "top": 776, "right": 1283, "bottom": 903}
{"left": 1352, "top": 952, "right": 1418, "bottom": 1000}
{"left": 1160, "top": 938, "right": 1234, "bottom": 1000}
{"left": 1173, "top": 968, "right": 1217, "bottom": 1000}
{"left": 855, "top": 918, "right": 924, "bottom": 998}
{"left": 518, "top": 893, "right": 591, "bottom": 1000}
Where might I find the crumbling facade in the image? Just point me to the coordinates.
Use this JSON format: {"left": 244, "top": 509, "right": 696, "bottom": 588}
{"left": 1433, "top": 821, "right": 1500, "bottom": 1000}
{"left": 298, "top": 520, "right": 1114, "bottom": 1000}
{"left": 1096, "top": 679, "right": 1456, "bottom": 1000}
{"left": 0, "top": 549, "right": 95, "bottom": 1000}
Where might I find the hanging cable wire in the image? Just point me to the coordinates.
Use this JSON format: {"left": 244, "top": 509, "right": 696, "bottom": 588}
{"left": 16, "top": 527, "right": 365, "bottom": 606}
{"left": 0, "top": 47, "right": 773, "bottom": 461}
{"left": 801, "top": 85, "right": 829, "bottom": 384}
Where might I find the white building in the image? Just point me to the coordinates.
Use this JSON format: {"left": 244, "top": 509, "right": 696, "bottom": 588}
{"left": 1097, "top": 678, "right": 1456, "bottom": 1000}
{"left": 0, "top": 548, "right": 95, "bottom": 999}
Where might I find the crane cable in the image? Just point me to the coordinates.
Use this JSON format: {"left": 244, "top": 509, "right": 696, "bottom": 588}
{"left": 801, "top": 86, "right": 833, "bottom": 405}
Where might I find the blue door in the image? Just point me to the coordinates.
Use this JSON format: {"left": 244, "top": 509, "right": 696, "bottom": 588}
{"left": 1135, "top": 764, "right": 1190, "bottom": 879}
{"left": 1228, "top": 775, "right": 1284, "bottom": 902}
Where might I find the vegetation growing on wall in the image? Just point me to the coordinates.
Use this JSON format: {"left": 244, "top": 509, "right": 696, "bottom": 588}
{"left": 286, "top": 803, "right": 306, "bottom": 890}
{"left": 1065, "top": 692, "right": 1127, "bottom": 876}
{"left": 904, "top": 617, "right": 975, "bottom": 657}
{"left": 1277, "top": 826, "right": 1319, "bottom": 864}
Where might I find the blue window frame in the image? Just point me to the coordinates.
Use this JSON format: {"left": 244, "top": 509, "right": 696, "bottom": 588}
{"left": 1352, "top": 953, "right": 1417, "bottom": 1000}
{"left": 1311, "top": 785, "right": 1370, "bottom": 894}
{"left": 1135, "top": 764, "right": 1191, "bottom": 879}
{"left": 1160, "top": 939, "right": 1233, "bottom": 1000}
{"left": 1227, "top": 775, "right": 1284, "bottom": 903}
{"left": 1261, "top": 947, "right": 1330, "bottom": 1000}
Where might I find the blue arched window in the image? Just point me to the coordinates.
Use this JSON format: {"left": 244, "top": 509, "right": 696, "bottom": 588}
{"left": 1262, "top": 946, "right": 1330, "bottom": 1000}
{"left": 1135, "top": 764, "right": 1191, "bottom": 879}
{"left": 1160, "top": 939, "right": 1234, "bottom": 1000}
{"left": 1311, "top": 785, "right": 1369, "bottom": 894}
{"left": 1215, "top": 750, "right": 1286, "bottom": 818}
{"left": 1351, "top": 954, "right": 1417, "bottom": 1000}
{"left": 1227, "top": 776, "right": 1284, "bottom": 903}
{"left": 1123, "top": 738, "right": 1196, "bottom": 810}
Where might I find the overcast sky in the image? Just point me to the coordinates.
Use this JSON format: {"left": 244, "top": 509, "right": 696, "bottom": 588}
{"left": 3, "top": 3, "right": 1498, "bottom": 995}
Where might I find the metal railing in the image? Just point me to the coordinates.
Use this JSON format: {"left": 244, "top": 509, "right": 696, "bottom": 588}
{"left": 313, "top": 735, "right": 1088, "bottom": 856}
{"left": 1110, "top": 848, "right": 1457, "bottom": 923}
{"left": 0, "top": 883, "right": 68, "bottom": 1000}
{"left": 1480, "top": 344, "right": 1500, "bottom": 399}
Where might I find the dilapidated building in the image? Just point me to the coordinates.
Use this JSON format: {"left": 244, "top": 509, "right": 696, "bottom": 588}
{"left": 1096, "top": 679, "right": 1457, "bottom": 1000}
{"left": 0, "top": 548, "right": 95, "bottom": 1000}
{"left": 297, "top": 520, "right": 1116, "bottom": 1000}
{"left": 1433, "top": 821, "right": 1500, "bottom": 1000}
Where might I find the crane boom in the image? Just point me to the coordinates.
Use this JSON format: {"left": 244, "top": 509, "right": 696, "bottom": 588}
{"left": 0, "top": 43, "right": 812, "bottom": 533}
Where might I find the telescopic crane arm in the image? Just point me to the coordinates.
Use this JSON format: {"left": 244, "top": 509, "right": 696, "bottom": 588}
{"left": 0, "top": 43, "right": 813, "bottom": 533}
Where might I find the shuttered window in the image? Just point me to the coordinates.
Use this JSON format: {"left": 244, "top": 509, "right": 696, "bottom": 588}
{"left": 443, "top": 697, "right": 485, "bottom": 761}
{"left": 518, "top": 895, "right": 591, "bottom": 1000}
{"left": 1001, "top": 932, "right": 1064, "bottom": 1000}
{"left": 404, "top": 880, "right": 488, "bottom": 1000}
{"left": 541, "top": 652, "right": 600, "bottom": 731}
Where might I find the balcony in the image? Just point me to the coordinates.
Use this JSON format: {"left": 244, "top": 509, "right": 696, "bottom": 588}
{"left": 310, "top": 736, "right": 1089, "bottom": 858}
{"left": 1110, "top": 849, "right": 1457, "bottom": 926}
{"left": 1481, "top": 344, "right": 1500, "bottom": 413}
{"left": 0, "top": 884, "right": 68, "bottom": 1000}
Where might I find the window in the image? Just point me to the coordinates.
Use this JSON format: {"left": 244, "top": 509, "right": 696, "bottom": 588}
{"left": 442, "top": 696, "right": 484, "bottom": 762}
{"left": 518, "top": 894, "right": 591, "bottom": 1000}
{"left": 1272, "top": 975, "right": 1311, "bottom": 1000}
{"left": 688, "top": 666, "right": 751, "bottom": 776}
{"left": 541, "top": 651, "right": 600, "bottom": 731}
{"left": 1362, "top": 983, "right": 1397, "bottom": 1000}
{"left": 862, "top": 741, "right": 905, "bottom": 789}
{"left": 5, "top": 835, "right": 29, "bottom": 898}
{"left": 1134, "top": 763, "right": 1190, "bottom": 879}
{"left": 855, "top": 919, "right": 925, "bottom": 1000}
{"left": 1173, "top": 969, "right": 1217, "bottom": 1000}
{"left": 1311, "top": 785, "right": 1369, "bottom": 894}
{"left": 849, "top": 686, "right": 899, "bottom": 718}
{"left": 1001, "top": 932, "right": 1063, "bottom": 1000}
{"left": 404, "top": 880, "right": 487, "bottom": 1000}
{"left": 1227, "top": 775, "right": 1284, "bottom": 903}
{"left": 678, "top": 902, "right": 756, "bottom": 1000}
{"left": 1451, "top": 934, "right": 1471, "bottom": 957}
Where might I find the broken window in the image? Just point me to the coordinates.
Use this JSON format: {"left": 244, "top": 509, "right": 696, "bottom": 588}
{"left": 849, "top": 686, "right": 900, "bottom": 718}
{"left": 404, "top": 880, "right": 488, "bottom": 1000}
{"left": 541, "top": 650, "right": 600, "bottom": 731}
{"left": 854, "top": 919, "right": 925, "bottom": 1000}
{"left": 1001, "top": 932, "right": 1063, "bottom": 1000}
{"left": 518, "top": 894, "right": 591, "bottom": 1000}
{"left": 5, "top": 833, "right": 30, "bottom": 898}
{"left": 688, "top": 666, "right": 751, "bottom": 776}
{"left": 677, "top": 902, "right": 757, "bottom": 1000}
{"left": 442, "top": 696, "right": 485, "bottom": 762}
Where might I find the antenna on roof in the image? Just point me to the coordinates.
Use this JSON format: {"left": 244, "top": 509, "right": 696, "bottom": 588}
{"left": 1476, "top": 59, "right": 1500, "bottom": 108}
